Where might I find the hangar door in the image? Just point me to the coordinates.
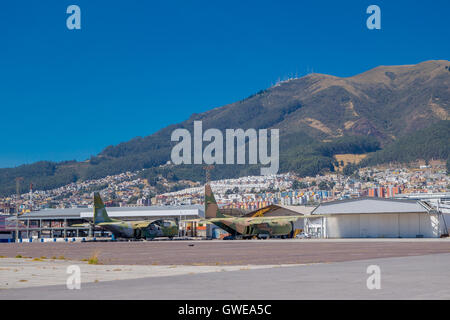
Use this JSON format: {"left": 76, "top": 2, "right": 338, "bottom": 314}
{"left": 325, "top": 213, "right": 438, "bottom": 238}
{"left": 360, "top": 214, "right": 399, "bottom": 238}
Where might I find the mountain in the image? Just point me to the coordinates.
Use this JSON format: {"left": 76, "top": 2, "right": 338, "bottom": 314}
{"left": 361, "top": 120, "right": 450, "bottom": 166}
{"left": 1, "top": 60, "right": 449, "bottom": 196}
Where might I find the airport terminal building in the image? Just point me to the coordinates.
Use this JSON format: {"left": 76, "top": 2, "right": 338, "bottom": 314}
{"left": 1, "top": 205, "right": 205, "bottom": 241}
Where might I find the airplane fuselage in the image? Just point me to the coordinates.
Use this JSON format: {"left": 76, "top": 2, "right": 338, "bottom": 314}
{"left": 98, "top": 220, "right": 178, "bottom": 239}
{"left": 212, "top": 220, "right": 294, "bottom": 238}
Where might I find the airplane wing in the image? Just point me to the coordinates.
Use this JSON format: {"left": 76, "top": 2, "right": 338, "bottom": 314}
{"left": 70, "top": 222, "right": 92, "bottom": 228}
{"left": 245, "top": 216, "right": 302, "bottom": 224}
{"left": 130, "top": 219, "right": 162, "bottom": 228}
{"left": 93, "top": 219, "right": 164, "bottom": 228}
{"left": 97, "top": 221, "right": 122, "bottom": 227}
{"left": 183, "top": 218, "right": 214, "bottom": 224}
{"left": 204, "top": 215, "right": 302, "bottom": 225}
{"left": 241, "top": 205, "right": 283, "bottom": 217}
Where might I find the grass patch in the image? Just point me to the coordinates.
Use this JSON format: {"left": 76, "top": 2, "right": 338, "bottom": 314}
{"left": 88, "top": 250, "right": 100, "bottom": 265}
{"left": 57, "top": 256, "right": 66, "bottom": 260}
{"left": 51, "top": 256, "right": 57, "bottom": 259}
{"left": 40, "top": 256, "right": 47, "bottom": 259}
{"left": 15, "top": 255, "right": 22, "bottom": 258}
{"left": 32, "top": 258, "right": 43, "bottom": 262}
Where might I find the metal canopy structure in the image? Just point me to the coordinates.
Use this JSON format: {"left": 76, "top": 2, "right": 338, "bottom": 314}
{"left": 3, "top": 205, "right": 204, "bottom": 240}
{"left": 307, "top": 197, "right": 446, "bottom": 238}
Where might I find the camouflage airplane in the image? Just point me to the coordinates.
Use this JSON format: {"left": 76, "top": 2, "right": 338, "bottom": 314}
{"left": 75, "top": 192, "right": 178, "bottom": 240}
{"left": 201, "top": 184, "right": 303, "bottom": 239}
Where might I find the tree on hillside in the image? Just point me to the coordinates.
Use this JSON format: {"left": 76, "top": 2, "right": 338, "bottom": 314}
{"left": 318, "top": 181, "right": 330, "bottom": 190}
{"left": 292, "top": 180, "right": 308, "bottom": 189}
{"left": 343, "top": 163, "right": 358, "bottom": 176}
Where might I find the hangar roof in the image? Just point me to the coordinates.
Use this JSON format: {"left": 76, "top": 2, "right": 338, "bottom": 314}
{"left": 312, "top": 198, "right": 429, "bottom": 215}
{"left": 80, "top": 205, "right": 203, "bottom": 219}
{"left": 279, "top": 205, "right": 314, "bottom": 215}
{"left": 13, "top": 208, "right": 84, "bottom": 220}
{"left": 14, "top": 205, "right": 204, "bottom": 220}
{"left": 0, "top": 216, "right": 27, "bottom": 231}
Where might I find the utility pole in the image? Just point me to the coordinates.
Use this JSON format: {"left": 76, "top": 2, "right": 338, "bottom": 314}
{"left": 203, "top": 165, "right": 214, "bottom": 239}
{"left": 15, "top": 177, "right": 24, "bottom": 242}
{"left": 203, "top": 165, "right": 214, "bottom": 184}
{"left": 29, "top": 182, "right": 33, "bottom": 211}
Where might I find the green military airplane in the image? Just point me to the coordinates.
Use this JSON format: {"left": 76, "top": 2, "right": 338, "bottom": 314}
{"left": 201, "top": 184, "right": 303, "bottom": 239}
{"left": 75, "top": 192, "right": 178, "bottom": 240}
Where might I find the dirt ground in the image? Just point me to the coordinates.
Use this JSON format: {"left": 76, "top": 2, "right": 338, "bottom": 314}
{"left": 1, "top": 239, "right": 450, "bottom": 266}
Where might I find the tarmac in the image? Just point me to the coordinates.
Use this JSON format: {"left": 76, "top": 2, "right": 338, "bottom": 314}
{"left": 1, "top": 253, "right": 449, "bottom": 299}
{"left": 1, "top": 239, "right": 450, "bottom": 299}
{"left": 1, "top": 238, "right": 450, "bottom": 265}
{"left": 0, "top": 257, "right": 295, "bottom": 289}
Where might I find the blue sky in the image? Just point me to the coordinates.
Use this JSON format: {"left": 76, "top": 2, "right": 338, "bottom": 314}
{"left": 0, "top": 0, "right": 448, "bottom": 168}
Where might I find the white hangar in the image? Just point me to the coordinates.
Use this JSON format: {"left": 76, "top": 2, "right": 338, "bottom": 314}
{"left": 305, "top": 198, "right": 448, "bottom": 238}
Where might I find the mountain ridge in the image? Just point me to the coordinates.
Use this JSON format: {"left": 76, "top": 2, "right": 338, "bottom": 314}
{"left": 1, "top": 60, "right": 449, "bottom": 196}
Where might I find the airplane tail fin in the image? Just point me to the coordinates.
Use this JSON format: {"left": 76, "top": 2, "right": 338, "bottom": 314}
{"left": 93, "top": 192, "right": 113, "bottom": 224}
{"left": 205, "top": 184, "right": 225, "bottom": 219}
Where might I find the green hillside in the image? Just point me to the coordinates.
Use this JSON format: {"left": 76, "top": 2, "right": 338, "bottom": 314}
{"left": 361, "top": 120, "right": 450, "bottom": 166}
{"left": 0, "top": 60, "right": 448, "bottom": 196}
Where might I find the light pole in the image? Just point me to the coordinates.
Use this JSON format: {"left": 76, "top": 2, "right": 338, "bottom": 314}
{"left": 15, "top": 177, "right": 24, "bottom": 242}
